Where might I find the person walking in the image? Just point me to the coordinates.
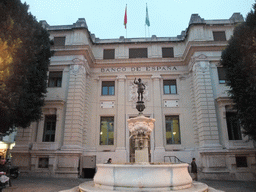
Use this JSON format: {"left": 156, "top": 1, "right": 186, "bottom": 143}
{"left": 191, "top": 158, "right": 198, "bottom": 181}
{"left": 107, "top": 158, "right": 112, "bottom": 164}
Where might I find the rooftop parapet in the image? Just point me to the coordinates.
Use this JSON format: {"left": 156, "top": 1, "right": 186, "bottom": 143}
{"left": 43, "top": 18, "right": 88, "bottom": 31}
{"left": 41, "top": 13, "right": 244, "bottom": 44}
{"left": 229, "top": 13, "right": 244, "bottom": 23}
{"left": 189, "top": 14, "right": 205, "bottom": 25}
{"left": 189, "top": 13, "right": 244, "bottom": 26}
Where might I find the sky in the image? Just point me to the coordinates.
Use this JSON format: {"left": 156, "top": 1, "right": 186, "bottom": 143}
{"left": 21, "top": 0, "right": 255, "bottom": 39}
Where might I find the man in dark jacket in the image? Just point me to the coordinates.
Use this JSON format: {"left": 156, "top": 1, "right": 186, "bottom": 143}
{"left": 191, "top": 158, "right": 198, "bottom": 181}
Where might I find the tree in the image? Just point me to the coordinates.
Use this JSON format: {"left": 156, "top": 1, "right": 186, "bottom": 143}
{"left": 0, "top": 0, "right": 52, "bottom": 136}
{"left": 221, "top": 3, "right": 256, "bottom": 141}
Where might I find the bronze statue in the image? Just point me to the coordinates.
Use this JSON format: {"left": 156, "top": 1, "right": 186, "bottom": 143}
{"left": 134, "top": 78, "right": 146, "bottom": 101}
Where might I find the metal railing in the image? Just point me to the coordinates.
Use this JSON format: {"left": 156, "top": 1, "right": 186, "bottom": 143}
{"left": 164, "top": 156, "right": 187, "bottom": 163}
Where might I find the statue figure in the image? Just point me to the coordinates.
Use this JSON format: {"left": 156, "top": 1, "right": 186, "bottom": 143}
{"left": 134, "top": 78, "right": 146, "bottom": 101}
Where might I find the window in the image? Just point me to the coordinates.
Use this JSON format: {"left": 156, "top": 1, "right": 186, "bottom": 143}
{"left": 38, "top": 157, "right": 49, "bottom": 168}
{"left": 162, "top": 47, "right": 174, "bottom": 58}
{"left": 163, "top": 80, "right": 177, "bottom": 94}
{"left": 53, "top": 37, "right": 65, "bottom": 46}
{"left": 43, "top": 115, "right": 56, "bottom": 142}
{"left": 165, "top": 116, "right": 181, "bottom": 144}
{"left": 129, "top": 48, "right": 147, "bottom": 58}
{"left": 226, "top": 112, "right": 242, "bottom": 140}
{"left": 48, "top": 71, "right": 62, "bottom": 87}
{"left": 103, "top": 49, "right": 115, "bottom": 59}
{"left": 213, "top": 31, "right": 226, "bottom": 41}
{"left": 217, "top": 67, "right": 227, "bottom": 84}
{"left": 102, "top": 81, "right": 115, "bottom": 95}
{"left": 236, "top": 156, "right": 248, "bottom": 167}
{"left": 100, "top": 116, "right": 114, "bottom": 145}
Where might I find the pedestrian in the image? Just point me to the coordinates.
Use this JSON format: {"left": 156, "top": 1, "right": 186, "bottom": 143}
{"left": 191, "top": 158, "right": 198, "bottom": 181}
{"left": 107, "top": 158, "right": 112, "bottom": 164}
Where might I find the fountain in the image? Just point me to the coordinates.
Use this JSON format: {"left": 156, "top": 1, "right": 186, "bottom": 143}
{"left": 79, "top": 78, "right": 214, "bottom": 192}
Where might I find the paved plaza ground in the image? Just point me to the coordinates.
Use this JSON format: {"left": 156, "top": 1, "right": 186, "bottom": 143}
{"left": 2, "top": 176, "right": 256, "bottom": 192}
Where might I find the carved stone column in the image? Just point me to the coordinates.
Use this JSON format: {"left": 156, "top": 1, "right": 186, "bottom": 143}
{"left": 62, "top": 59, "right": 87, "bottom": 150}
{"left": 151, "top": 75, "right": 165, "bottom": 161}
{"left": 115, "top": 75, "right": 127, "bottom": 162}
{"left": 192, "top": 61, "right": 221, "bottom": 149}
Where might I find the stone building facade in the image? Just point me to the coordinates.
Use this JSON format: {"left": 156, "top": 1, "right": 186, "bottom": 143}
{"left": 11, "top": 13, "right": 256, "bottom": 180}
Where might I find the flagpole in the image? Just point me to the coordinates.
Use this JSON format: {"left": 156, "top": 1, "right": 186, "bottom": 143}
{"left": 145, "top": 25, "right": 146, "bottom": 37}
{"left": 124, "top": 4, "right": 127, "bottom": 38}
{"left": 145, "top": 3, "right": 150, "bottom": 37}
{"left": 125, "top": 4, "right": 127, "bottom": 39}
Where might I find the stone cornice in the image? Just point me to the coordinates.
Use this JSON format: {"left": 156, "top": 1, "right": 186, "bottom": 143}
{"left": 51, "top": 45, "right": 95, "bottom": 67}
{"left": 184, "top": 41, "right": 227, "bottom": 69}
{"left": 216, "top": 97, "right": 234, "bottom": 107}
{"left": 44, "top": 100, "right": 65, "bottom": 106}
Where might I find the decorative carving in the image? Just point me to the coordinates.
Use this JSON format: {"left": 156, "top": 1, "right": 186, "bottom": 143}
{"left": 197, "top": 54, "right": 207, "bottom": 60}
{"left": 190, "top": 54, "right": 208, "bottom": 72}
{"left": 127, "top": 115, "right": 155, "bottom": 152}
{"left": 193, "top": 61, "right": 210, "bottom": 72}
{"left": 71, "top": 58, "right": 87, "bottom": 75}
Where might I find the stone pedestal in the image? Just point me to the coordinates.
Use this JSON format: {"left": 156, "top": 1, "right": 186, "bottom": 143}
{"left": 135, "top": 148, "right": 149, "bottom": 163}
{"left": 127, "top": 114, "right": 155, "bottom": 164}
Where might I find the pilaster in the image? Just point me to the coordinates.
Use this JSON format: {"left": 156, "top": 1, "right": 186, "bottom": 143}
{"left": 192, "top": 61, "right": 221, "bottom": 149}
{"left": 151, "top": 75, "right": 165, "bottom": 161}
{"left": 115, "top": 75, "right": 127, "bottom": 162}
{"left": 62, "top": 59, "right": 87, "bottom": 150}
{"left": 189, "top": 74, "right": 199, "bottom": 145}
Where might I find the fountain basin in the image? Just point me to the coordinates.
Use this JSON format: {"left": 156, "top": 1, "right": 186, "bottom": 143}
{"left": 86, "top": 163, "right": 193, "bottom": 191}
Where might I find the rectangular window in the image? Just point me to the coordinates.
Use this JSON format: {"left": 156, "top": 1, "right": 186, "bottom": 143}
{"left": 129, "top": 48, "right": 148, "bottom": 58}
{"left": 54, "top": 37, "right": 66, "bottom": 46}
{"left": 48, "top": 71, "right": 62, "bottom": 87}
{"left": 100, "top": 116, "right": 114, "bottom": 145}
{"left": 43, "top": 115, "right": 56, "bottom": 142}
{"left": 102, "top": 81, "right": 115, "bottom": 95}
{"left": 38, "top": 157, "right": 49, "bottom": 168}
{"left": 236, "top": 156, "right": 248, "bottom": 167}
{"left": 217, "top": 67, "right": 227, "bottom": 84}
{"left": 103, "top": 49, "right": 115, "bottom": 59}
{"left": 163, "top": 80, "right": 177, "bottom": 94}
{"left": 213, "top": 31, "right": 226, "bottom": 41}
{"left": 165, "top": 116, "right": 181, "bottom": 144}
{"left": 226, "top": 112, "right": 242, "bottom": 140}
{"left": 162, "top": 47, "right": 174, "bottom": 58}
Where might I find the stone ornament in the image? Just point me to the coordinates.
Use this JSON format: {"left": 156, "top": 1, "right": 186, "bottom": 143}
{"left": 127, "top": 115, "right": 155, "bottom": 136}
{"left": 70, "top": 58, "right": 87, "bottom": 75}
{"left": 193, "top": 61, "right": 210, "bottom": 72}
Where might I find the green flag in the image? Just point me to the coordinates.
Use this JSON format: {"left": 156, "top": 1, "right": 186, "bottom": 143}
{"left": 145, "top": 4, "right": 150, "bottom": 27}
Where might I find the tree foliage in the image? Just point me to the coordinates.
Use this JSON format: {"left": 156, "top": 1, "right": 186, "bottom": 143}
{"left": 221, "top": 4, "right": 256, "bottom": 141}
{"left": 0, "top": 0, "right": 52, "bottom": 136}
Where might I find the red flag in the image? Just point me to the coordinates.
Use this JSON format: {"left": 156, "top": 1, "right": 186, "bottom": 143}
{"left": 124, "top": 5, "right": 127, "bottom": 29}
